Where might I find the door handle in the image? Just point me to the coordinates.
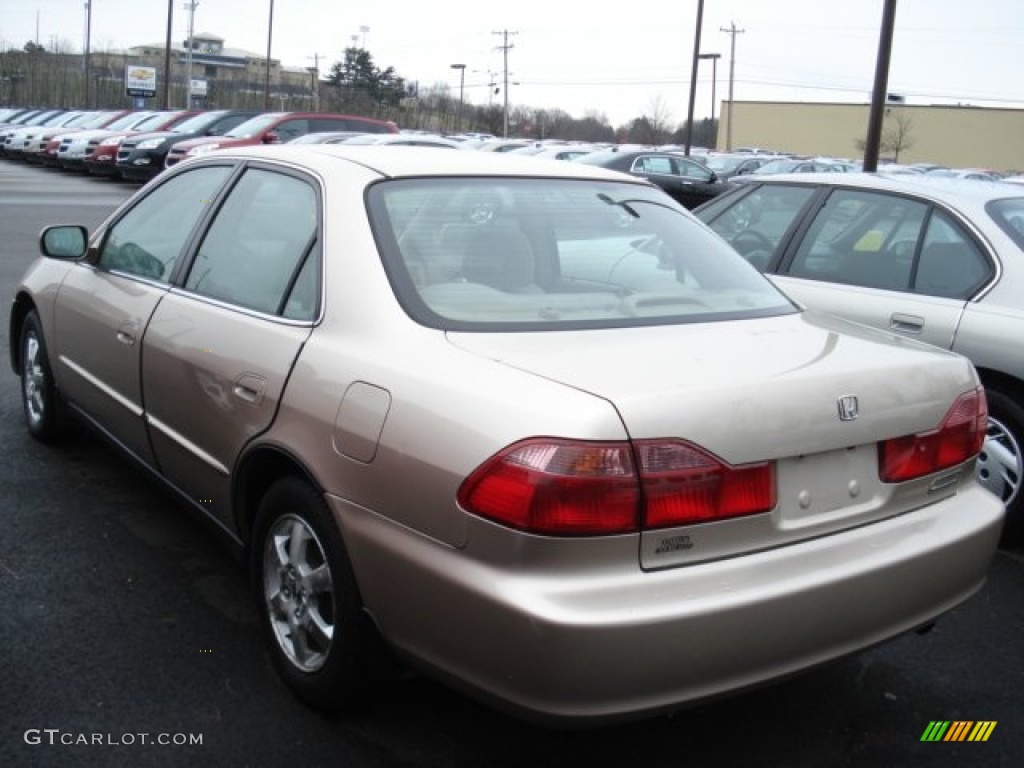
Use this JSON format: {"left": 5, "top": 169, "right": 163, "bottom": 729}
{"left": 232, "top": 373, "right": 266, "bottom": 405}
{"left": 116, "top": 321, "right": 138, "bottom": 345}
{"left": 890, "top": 312, "right": 924, "bottom": 334}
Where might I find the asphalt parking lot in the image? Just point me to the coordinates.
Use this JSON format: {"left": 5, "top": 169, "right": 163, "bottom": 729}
{"left": 1, "top": 161, "right": 1022, "bottom": 768}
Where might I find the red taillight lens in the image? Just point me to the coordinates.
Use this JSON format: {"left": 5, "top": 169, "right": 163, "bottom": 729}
{"left": 879, "top": 387, "right": 987, "bottom": 483}
{"left": 636, "top": 441, "right": 776, "bottom": 527}
{"left": 457, "top": 439, "right": 640, "bottom": 535}
{"left": 459, "top": 438, "right": 776, "bottom": 536}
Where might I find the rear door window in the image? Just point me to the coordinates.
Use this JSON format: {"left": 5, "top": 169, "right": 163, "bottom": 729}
{"left": 784, "top": 188, "right": 992, "bottom": 298}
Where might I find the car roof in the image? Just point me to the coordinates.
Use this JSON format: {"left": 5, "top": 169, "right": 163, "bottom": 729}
{"left": 187, "top": 143, "right": 646, "bottom": 182}
{"left": 739, "top": 171, "right": 1024, "bottom": 206}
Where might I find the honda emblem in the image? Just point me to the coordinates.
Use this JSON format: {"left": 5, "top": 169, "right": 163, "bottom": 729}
{"left": 837, "top": 395, "right": 859, "bottom": 421}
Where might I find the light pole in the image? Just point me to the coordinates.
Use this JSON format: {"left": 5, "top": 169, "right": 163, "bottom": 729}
{"left": 162, "top": 1, "right": 173, "bottom": 107}
{"left": 450, "top": 63, "right": 466, "bottom": 133}
{"left": 698, "top": 53, "right": 720, "bottom": 122}
{"left": 83, "top": 1, "right": 92, "bottom": 106}
{"left": 264, "top": 0, "right": 274, "bottom": 109}
{"left": 184, "top": 1, "right": 198, "bottom": 108}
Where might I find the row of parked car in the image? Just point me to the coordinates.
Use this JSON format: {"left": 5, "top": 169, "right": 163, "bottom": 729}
{"left": 0, "top": 106, "right": 398, "bottom": 182}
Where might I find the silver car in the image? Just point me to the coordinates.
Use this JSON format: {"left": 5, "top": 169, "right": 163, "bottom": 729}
{"left": 695, "top": 172, "right": 1024, "bottom": 544}
{"left": 9, "top": 147, "right": 1003, "bottom": 725}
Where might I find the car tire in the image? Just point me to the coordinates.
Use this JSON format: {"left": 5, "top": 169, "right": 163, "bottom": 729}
{"left": 978, "top": 388, "right": 1024, "bottom": 544}
{"left": 252, "top": 476, "right": 385, "bottom": 711}
{"left": 19, "top": 310, "right": 66, "bottom": 443}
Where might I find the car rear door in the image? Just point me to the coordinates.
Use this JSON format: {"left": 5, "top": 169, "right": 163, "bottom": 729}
{"left": 770, "top": 186, "right": 993, "bottom": 350}
{"left": 52, "top": 165, "right": 233, "bottom": 465}
{"left": 141, "top": 164, "right": 318, "bottom": 529}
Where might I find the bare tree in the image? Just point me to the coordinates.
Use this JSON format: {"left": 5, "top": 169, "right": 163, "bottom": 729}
{"left": 856, "top": 108, "right": 915, "bottom": 162}
{"left": 644, "top": 95, "right": 674, "bottom": 141}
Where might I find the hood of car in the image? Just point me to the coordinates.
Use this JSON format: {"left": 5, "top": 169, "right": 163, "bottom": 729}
{"left": 126, "top": 130, "right": 177, "bottom": 142}
{"left": 447, "top": 310, "right": 975, "bottom": 465}
{"left": 65, "top": 129, "right": 126, "bottom": 143}
{"left": 172, "top": 135, "right": 254, "bottom": 151}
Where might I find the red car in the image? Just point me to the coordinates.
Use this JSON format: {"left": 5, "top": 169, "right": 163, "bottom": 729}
{"left": 164, "top": 111, "right": 397, "bottom": 168}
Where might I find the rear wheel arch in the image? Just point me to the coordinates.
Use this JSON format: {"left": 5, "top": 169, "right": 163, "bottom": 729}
{"left": 974, "top": 368, "right": 1024, "bottom": 543}
{"left": 232, "top": 444, "right": 324, "bottom": 546}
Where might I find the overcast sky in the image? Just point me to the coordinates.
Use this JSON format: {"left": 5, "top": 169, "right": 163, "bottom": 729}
{"left": 2, "top": 0, "right": 1022, "bottom": 127}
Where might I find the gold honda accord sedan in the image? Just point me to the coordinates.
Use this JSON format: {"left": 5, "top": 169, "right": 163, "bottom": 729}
{"left": 9, "top": 145, "right": 1003, "bottom": 725}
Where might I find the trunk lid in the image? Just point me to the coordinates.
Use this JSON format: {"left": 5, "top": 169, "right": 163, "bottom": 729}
{"left": 449, "top": 311, "right": 980, "bottom": 567}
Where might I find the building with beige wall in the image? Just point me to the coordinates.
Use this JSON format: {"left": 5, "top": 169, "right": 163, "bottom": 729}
{"left": 717, "top": 101, "right": 1024, "bottom": 172}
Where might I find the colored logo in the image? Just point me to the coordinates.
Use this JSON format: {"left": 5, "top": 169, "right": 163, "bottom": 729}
{"left": 920, "top": 721, "right": 996, "bottom": 742}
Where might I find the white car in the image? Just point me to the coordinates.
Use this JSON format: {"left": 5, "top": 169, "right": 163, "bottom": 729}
{"left": 696, "top": 171, "right": 1024, "bottom": 541}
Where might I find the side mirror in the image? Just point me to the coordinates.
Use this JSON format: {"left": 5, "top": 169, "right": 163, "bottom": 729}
{"left": 39, "top": 225, "right": 88, "bottom": 259}
{"left": 262, "top": 131, "right": 280, "bottom": 144}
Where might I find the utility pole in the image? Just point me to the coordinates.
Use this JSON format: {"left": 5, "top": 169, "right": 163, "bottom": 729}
{"left": 307, "top": 53, "right": 322, "bottom": 112}
{"left": 720, "top": 21, "right": 744, "bottom": 151}
{"left": 450, "top": 63, "right": 466, "bottom": 133}
{"left": 863, "top": 0, "right": 898, "bottom": 172}
{"left": 492, "top": 29, "right": 518, "bottom": 138}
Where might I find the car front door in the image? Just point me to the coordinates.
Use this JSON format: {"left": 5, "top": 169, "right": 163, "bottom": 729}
{"left": 673, "top": 156, "right": 725, "bottom": 208}
{"left": 52, "top": 165, "right": 233, "bottom": 464}
{"left": 141, "top": 165, "right": 319, "bottom": 529}
{"left": 770, "top": 187, "right": 994, "bottom": 350}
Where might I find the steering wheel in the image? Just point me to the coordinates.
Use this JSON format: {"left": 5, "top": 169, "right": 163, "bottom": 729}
{"left": 730, "top": 229, "right": 773, "bottom": 255}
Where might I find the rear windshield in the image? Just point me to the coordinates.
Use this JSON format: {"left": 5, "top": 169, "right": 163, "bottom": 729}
{"left": 367, "top": 177, "right": 795, "bottom": 331}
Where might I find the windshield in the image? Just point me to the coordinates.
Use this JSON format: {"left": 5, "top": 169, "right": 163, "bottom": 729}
{"left": 753, "top": 160, "right": 800, "bottom": 175}
{"left": 132, "top": 111, "right": 186, "bottom": 131}
{"left": 704, "top": 155, "right": 749, "bottom": 172}
{"left": 224, "top": 113, "right": 287, "bottom": 139}
{"left": 367, "top": 178, "right": 795, "bottom": 331}
{"left": 76, "top": 111, "right": 121, "bottom": 129}
{"left": 168, "top": 110, "right": 228, "bottom": 133}
{"left": 106, "top": 112, "right": 153, "bottom": 130}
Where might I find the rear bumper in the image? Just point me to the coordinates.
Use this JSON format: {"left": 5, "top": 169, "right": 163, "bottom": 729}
{"left": 331, "top": 483, "right": 1003, "bottom": 725}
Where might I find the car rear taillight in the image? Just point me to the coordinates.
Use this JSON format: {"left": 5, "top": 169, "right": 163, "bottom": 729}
{"left": 458, "top": 440, "right": 640, "bottom": 535}
{"left": 879, "top": 387, "right": 987, "bottom": 483}
{"left": 458, "top": 438, "right": 775, "bottom": 536}
{"left": 635, "top": 440, "right": 775, "bottom": 528}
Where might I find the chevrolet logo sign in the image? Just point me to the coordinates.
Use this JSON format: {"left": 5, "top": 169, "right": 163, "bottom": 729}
{"left": 837, "top": 395, "right": 859, "bottom": 421}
